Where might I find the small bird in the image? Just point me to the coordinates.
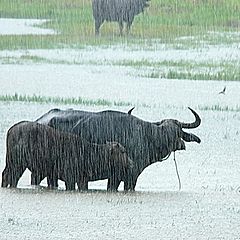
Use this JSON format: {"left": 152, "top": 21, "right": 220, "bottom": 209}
{"left": 218, "top": 86, "right": 226, "bottom": 94}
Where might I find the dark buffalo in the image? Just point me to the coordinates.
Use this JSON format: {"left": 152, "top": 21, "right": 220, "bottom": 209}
{"left": 35, "top": 107, "right": 201, "bottom": 191}
{"left": 92, "top": 0, "right": 150, "bottom": 35}
{"left": 1, "top": 121, "right": 132, "bottom": 191}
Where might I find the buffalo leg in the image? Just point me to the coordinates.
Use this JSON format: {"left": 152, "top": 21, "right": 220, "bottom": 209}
{"left": 65, "top": 181, "right": 76, "bottom": 191}
{"left": 126, "top": 18, "right": 134, "bottom": 34}
{"left": 1, "top": 167, "right": 10, "bottom": 187}
{"left": 64, "top": 173, "right": 76, "bottom": 191}
{"left": 31, "top": 170, "right": 45, "bottom": 186}
{"left": 9, "top": 165, "right": 26, "bottom": 188}
{"left": 95, "top": 19, "right": 104, "bottom": 35}
{"left": 47, "top": 167, "right": 58, "bottom": 189}
{"left": 107, "top": 171, "right": 121, "bottom": 191}
{"left": 47, "top": 177, "right": 58, "bottom": 189}
{"left": 118, "top": 21, "right": 123, "bottom": 35}
{"left": 124, "top": 174, "right": 137, "bottom": 191}
{"left": 77, "top": 174, "right": 88, "bottom": 191}
{"left": 107, "top": 178, "right": 121, "bottom": 191}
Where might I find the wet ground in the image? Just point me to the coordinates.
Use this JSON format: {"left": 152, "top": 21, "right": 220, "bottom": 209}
{"left": 1, "top": 187, "right": 239, "bottom": 240}
{"left": 0, "top": 77, "right": 239, "bottom": 239}
{"left": 0, "top": 19, "right": 240, "bottom": 240}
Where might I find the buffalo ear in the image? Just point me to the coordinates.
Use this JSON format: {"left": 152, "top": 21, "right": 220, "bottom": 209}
{"left": 182, "top": 131, "right": 201, "bottom": 143}
{"left": 128, "top": 107, "right": 135, "bottom": 115}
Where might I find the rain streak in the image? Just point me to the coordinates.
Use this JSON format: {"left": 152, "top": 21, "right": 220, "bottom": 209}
{"left": 0, "top": 0, "right": 240, "bottom": 239}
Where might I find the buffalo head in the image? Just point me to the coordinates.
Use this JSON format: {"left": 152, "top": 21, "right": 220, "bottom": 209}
{"left": 153, "top": 107, "right": 201, "bottom": 143}
{"left": 153, "top": 107, "right": 201, "bottom": 161}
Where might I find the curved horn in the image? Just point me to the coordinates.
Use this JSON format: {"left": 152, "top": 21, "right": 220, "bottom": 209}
{"left": 128, "top": 107, "right": 135, "bottom": 115}
{"left": 182, "top": 131, "right": 201, "bottom": 143}
{"left": 180, "top": 107, "right": 201, "bottom": 129}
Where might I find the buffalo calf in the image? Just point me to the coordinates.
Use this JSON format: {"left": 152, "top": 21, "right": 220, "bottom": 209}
{"left": 1, "top": 121, "right": 132, "bottom": 191}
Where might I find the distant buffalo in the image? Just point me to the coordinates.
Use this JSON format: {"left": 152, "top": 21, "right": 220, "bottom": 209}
{"left": 1, "top": 121, "right": 132, "bottom": 191}
{"left": 92, "top": 0, "right": 150, "bottom": 35}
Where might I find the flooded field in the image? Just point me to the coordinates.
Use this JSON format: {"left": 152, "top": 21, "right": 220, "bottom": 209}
{"left": 0, "top": 100, "right": 240, "bottom": 239}
{"left": 0, "top": 49, "right": 240, "bottom": 239}
{"left": 0, "top": 18, "right": 240, "bottom": 240}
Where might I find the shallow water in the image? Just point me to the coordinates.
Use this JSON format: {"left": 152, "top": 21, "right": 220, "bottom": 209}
{"left": 0, "top": 42, "right": 240, "bottom": 239}
{"left": 0, "top": 18, "right": 56, "bottom": 35}
{"left": 1, "top": 187, "right": 239, "bottom": 240}
{"left": 0, "top": 64, "right": 239, "bottom": 110}
{"left": 0, "top": 98, "right": 239, "bottom": 239}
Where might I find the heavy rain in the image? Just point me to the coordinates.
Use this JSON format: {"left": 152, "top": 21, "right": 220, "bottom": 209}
{"left": 0, "top": 0, "right": 240, "bottom": 239}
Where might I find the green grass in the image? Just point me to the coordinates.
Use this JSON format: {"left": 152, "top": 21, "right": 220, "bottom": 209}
{"left": 0, "top": 0, "right": 240, "bottom": 49}
{"left": 0, "top": 93, "right": 133, "bottom": 107}
{"left": 144, "top": 69, "right": 240, "bottom": 81}
{"left": 1, "top": 94, "right": 239, "bottom": 113}
{"left": 198, "top": 104, "right": 240, "bottom": 112}
{"left": 1, "top": 56, "right": 239, "bottom": 69}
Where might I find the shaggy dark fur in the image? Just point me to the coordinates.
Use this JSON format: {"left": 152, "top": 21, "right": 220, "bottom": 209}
{"left": 35, "top": 108, "right": 201, "bottom": 191}
{"left": 1, "top": 121, "right": 132, "bottom": 191}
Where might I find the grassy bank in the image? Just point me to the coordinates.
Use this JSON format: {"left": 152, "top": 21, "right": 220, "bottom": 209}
{"left": 0, "top": 0, "right": 240, "bottom": 49}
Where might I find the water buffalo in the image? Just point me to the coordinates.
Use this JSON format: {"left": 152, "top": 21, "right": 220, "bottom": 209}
{"left": 35, "top": 107, "right": 201, "bottom": 191}
{"left": 92, "top": 0, "right": 151, "bottom": 35}
{"left": 1, "top": 121, "right": 132, "bottom": 191}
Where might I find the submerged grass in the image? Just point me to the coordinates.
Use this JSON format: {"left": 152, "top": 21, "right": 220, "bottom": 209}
{"left": 1, "top": 55, "right": 239, "bottom": 81}
{"left": 0, "top": 93, "right": 132, "bottom": 107}
{"left": 0, "top": 55, "right": 67, "bottom": 64}
{"left": 0, "top": 0, "right": 240, "bottom": 49}
{"left": 145, "top": 69, "right": 240, "bottom": 81}
{"left": 1, "top": 56, "right": 239, "bottom": 68}
{"left": 198, "top": 105, "right": 240, "bottom": 112}
{"left": 1, "top": 94, "right": 239, "bottom": 113}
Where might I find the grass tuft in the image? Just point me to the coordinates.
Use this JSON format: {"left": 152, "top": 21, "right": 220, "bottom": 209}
{"left": 143, "top": 69, "right": 240, "bottom": 81}
{"left": 198, "top": 104, "right": 240, "bottom": 112}
{"left": 0, "top": 93, "right": 133, "bottom": 107}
